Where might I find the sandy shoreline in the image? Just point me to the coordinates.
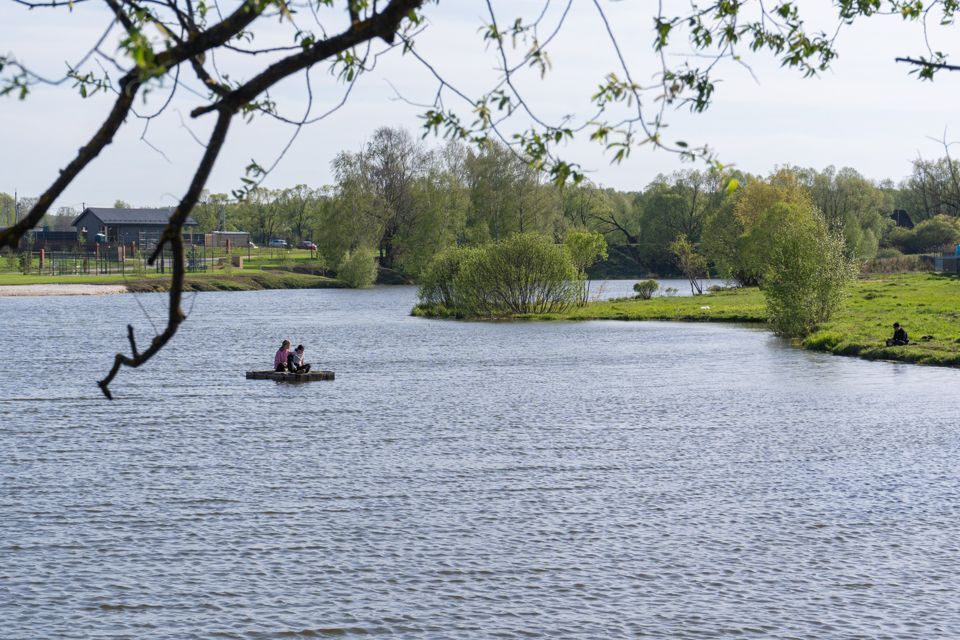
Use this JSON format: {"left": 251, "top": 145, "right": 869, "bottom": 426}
{"left": 0, "top": 284, "right": 129, "bottom": 297}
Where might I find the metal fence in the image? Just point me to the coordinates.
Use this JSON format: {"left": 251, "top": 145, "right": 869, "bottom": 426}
{"left": 1, "top": 243, "right": 315, "bottom": 277}
{"left": 1, "top": 244, "right": 252, "bottom": 277}
{"left": 933, "top": 255, "right": 960, "bottom": 275}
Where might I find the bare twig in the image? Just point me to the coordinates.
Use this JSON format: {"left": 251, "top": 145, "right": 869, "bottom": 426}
{"left": 98, "top": 109, "right": 233, "bottom": 399}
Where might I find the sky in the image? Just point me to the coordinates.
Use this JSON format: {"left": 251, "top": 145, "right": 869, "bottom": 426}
{"left": 1, "top": 0, "right": 959, "bottom": 211}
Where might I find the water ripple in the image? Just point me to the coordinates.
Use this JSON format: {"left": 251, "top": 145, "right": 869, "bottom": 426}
{"left": 2, "top": 286, "right": 960, "bottom": 638}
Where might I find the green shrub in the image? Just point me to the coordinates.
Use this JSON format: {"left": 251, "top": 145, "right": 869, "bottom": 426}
{"left": 670, "top": 233, "right": 708, "bottom": 295}
{"left": 887, "top": 215, "right": 960, "bottom": 254}
{"left": 564, "top": 229, "right": 608, "bottom": 304}
{"left": 861, "top": 254, "right": 931, "bottom": 274}
{"left": 0, "top": 253, "right": 17, "bottom": 273}
{"left": 417, "top": 245, "right": 477, "bottom": 308}
{"left": 633, "top": 279, "right": 659, "bottom": 300}
{"left": 131, "top": 251, "right": 147, "bottom": 277}
{"left": 874, "top": 247, "right": 903, "bottom": 260}
{"left": 763, "top": 206, "right": 857, "bottom": 338}
{"left": 452, "top": 233, "right": 579, "bottom": 316}
{"left": 337, "top": 248, "right": 377, "bottom": 288}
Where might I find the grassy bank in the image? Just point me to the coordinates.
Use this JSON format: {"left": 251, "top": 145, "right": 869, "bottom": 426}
{"left": 129, "top": 270, "right": 343, "bottom": 292}
{"left": 415, "top": 272, "right": 960, "bottom": 368}
{"left": 411, "top": 287, "right": 767, "bottom": 322}
{"left": 805, "top": 273, "right": 960, "bottom": 366}
{"left": 0, "top": 269, "right": 343, "bottom": 291}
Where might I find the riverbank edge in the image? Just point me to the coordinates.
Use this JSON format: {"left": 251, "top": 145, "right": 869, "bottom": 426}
{"left": 128, "top": 271, "right": 346, "bottom": 293}
{"left": 411, "top": 273, "right": 960, "bottom": 369}
{"left": 0, "top": 284, "right": 129, "bottom": 297}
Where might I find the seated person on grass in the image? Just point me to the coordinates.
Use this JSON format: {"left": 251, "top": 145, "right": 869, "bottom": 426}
{"left": 885, "top": 322, "right": 909, "bottom": 347}
{"left": 287, "top": 344, "right": 311, "bottom": 373}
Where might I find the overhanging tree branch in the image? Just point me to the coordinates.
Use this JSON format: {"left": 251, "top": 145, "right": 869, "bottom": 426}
{"left": 896, "top": 57, "right": 960, "bottom": 73}
{"left": 0, "top": 75, "right": 140, "bottom": 249}
{"left": 98, "top": 109, "right": 233, "bottom": 399}
{"left": 0, "top": 0, "right": 271, "bottom": 250}
{"left": 190, "top": 0, "right": 423, "bottom": 119}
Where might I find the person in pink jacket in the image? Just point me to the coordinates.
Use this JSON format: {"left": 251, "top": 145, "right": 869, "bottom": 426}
{"left": 274, "top": 340, "right": 291, "bottom": 372}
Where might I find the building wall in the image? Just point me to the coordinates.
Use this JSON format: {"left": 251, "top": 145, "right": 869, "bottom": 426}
{"left": 72, "top": 214, "right": 196, "bottom": 246}
{"left": 118, "top": 225, "right": 167, "bottom": 245}
{"left": 73, "top": 211, "right": 102, "bottom": 240}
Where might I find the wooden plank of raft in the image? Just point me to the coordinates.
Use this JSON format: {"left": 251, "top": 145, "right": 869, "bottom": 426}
{"left": 245, "top": 370, "right": 335, "bottom": 381}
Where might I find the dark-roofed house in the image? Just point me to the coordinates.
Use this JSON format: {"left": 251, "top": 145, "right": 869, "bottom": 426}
{"left": 890, "top": 209, "right": 914, "bottom": 229}
{"left": 72, "top": 207, "right": 198, "bottom": 247}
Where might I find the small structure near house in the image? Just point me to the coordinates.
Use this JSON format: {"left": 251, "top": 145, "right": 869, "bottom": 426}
{"left": 890, "top": 209, "right": 914, "bottom": 229}
{"left": 932, "top": 253, "right": 960, "bottom": 275}
{"left": 204, "top": 231, "right": 251, "bottom": 248}
{"left": 72, "top": 207, "right": 198, "bottom": 247}
{"left": 29, "top": 229, "right": 80, "bottom": 251}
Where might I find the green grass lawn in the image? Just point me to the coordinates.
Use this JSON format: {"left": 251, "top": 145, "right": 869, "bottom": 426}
{"left": 580, "top": 273, "right": 960, "bottom": 367}
{"left": 240, "top": 248, "right": 323, "bottom": 269}
{"left": 806, "top": 273, "right": 960, "bottom": 366}
{"left": 516, "top": 287, "right": 767, "bottom": 323}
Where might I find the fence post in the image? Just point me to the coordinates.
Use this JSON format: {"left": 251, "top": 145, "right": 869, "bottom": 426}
{"left": 39, "top": 249, "right": 44, "bottom": 272}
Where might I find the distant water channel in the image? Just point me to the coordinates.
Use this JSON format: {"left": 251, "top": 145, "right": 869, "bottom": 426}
{"left": 1, "top": 283, "right": 959, "bottom": 638}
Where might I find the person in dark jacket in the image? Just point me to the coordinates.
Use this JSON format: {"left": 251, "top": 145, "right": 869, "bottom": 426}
{"left": 886, "top": 322, "right": 909, "bottom": 346}
{"left": 287, "top": 344, "right": 311, "bottom": 373}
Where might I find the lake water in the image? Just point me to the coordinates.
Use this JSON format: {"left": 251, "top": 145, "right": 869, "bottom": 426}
{"left": 590, "top": 278, "right": 728, "bottom": 301}
{"left": 1, "top": 284, "right": 959, "bottom": 638}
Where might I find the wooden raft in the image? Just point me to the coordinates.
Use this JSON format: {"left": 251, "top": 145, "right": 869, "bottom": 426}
{"left": 245, "top": 370, "right": 335, "bottom": 382}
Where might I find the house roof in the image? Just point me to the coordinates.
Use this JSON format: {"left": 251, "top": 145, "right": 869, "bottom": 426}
{"left": 73, "top": 207, "right": 198, "bottom": 227}
{"left": 890, "top": 209, "right": 914, "bottom": 229}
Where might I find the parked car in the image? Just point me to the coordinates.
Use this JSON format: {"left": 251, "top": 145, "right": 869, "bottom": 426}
{"left": 296, "top": 240, "right": 317, "bottom": 250}
{"left": 268, "top": 239, "right": 288, "bottom": 248}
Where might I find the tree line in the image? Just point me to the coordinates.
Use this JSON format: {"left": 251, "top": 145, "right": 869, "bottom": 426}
{"left": 5, "top": 126, "right": 960, "bottom": 279}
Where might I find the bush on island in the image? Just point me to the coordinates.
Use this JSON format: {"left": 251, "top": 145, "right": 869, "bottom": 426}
{"left": 633, "top": 279, "right": 659, "bottom": 300}
{"left": 417, "top": 233, "right": 579, "bottom": 316}
{"left": 416, "top": 245, "right": 477, "bottom": 310}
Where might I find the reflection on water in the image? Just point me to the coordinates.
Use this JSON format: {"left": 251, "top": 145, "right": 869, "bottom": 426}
{"left": 1, "top": 286, "right": 959, "bottom": 638}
